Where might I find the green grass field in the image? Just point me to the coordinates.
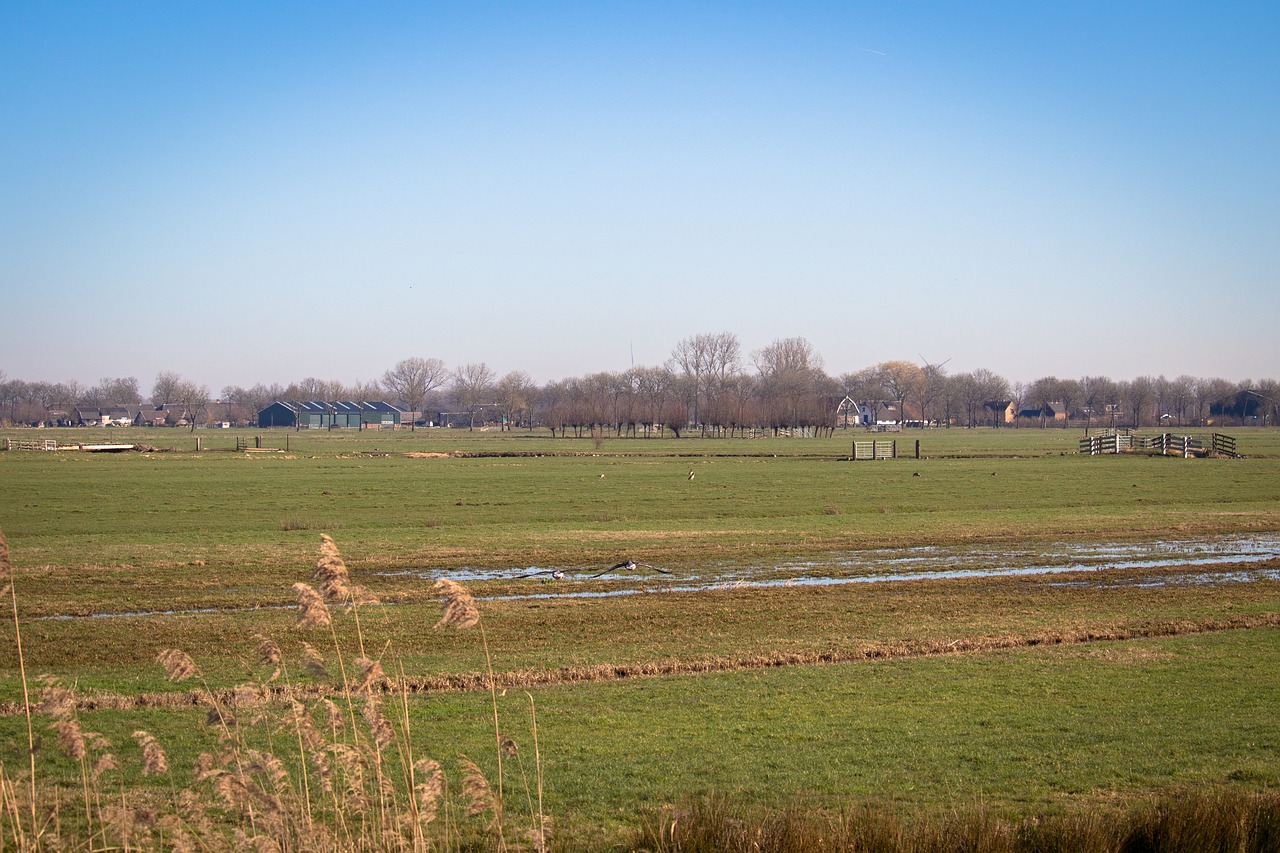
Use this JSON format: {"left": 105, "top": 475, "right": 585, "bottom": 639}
{"left": 1, "top": 426, "right": 1278, "bottom": 848}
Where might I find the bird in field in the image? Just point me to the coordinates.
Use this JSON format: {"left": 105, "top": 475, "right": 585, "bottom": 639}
{"left": 688, "top": 469, "right": 695, "bottom": 480}
{"left": 588, "top": 559, "right": 671, "bottom": 579}
{"left": 516, "top": 568, "right": 566, "bottom": 580}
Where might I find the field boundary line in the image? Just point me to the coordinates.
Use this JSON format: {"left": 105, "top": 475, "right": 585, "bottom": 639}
{"left": 4, "top": 612, "right": 1277, "bottom": 717}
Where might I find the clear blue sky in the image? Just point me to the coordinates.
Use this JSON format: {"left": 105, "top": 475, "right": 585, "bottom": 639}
{"left": 3, "top": 1, "right": 1277, "bottom": 393}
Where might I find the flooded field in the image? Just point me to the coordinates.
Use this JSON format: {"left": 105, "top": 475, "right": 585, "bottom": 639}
{"left": 35, "top": 533, "right": 1280, "bottom": 619}
{"left": 408, "top": 532, "right": 1280, "bottom": 600}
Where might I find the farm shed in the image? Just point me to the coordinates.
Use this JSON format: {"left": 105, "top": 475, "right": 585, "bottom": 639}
{"left": 134, "top": 407, "right": 170, "bottom": 427}
{"left": 256, "top": 401, "right": 405, "bottom": 429}
{"left": 74, "top": 407, "right": 133, "bottom": 427}
{"left": 984, "top": 400, "right": 1016, "bottom": 425}
{"left": 868, "top": 401, "right": 926, "bottom": 429}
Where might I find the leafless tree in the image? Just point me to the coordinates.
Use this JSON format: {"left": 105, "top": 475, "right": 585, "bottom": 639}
{"left": 671, "top": 332, "right": 741, "bottom": 430}
{"left": 92, "top": 376, "right": 141, "bottom": 405}
{"left": 1124, "top": 376, "right": 1157, "bottom": 428}
{"left": 174, "top": 379, "right": 211, "bottom": 431}
{"left": 1167, "top": 375, "right": 1197, "bottom": 426}
{"left": 753, "top": 337, "right": 825, "bottom": 431}
{"left": 1009, "top": 382, "right": 1028, "bottom": 428}
{"left": 536, "top": 379, "right": 570, "bottom": 437}
{"left": 872, "top": 360, "right": 925, "bottom": 427}
{"left": 452, "top": 363, "right": 495, "bottom": 430}
{"left": 632, "top": 366, "right": 673, "bottom": 437}
{"left": 1027, "top": 377, "right": 1063, "bottom": 428}
{"left": 382, "top": 357, "right": 448, "bottom": 430}
{"left": 151, "top": 371, "right": 183, "bottom": 405}
{"left": 495, "top": 370, "right": 536, "bottom": 431}
{"left": 1080, "top": 375, "right": 1110, "bottom": 432}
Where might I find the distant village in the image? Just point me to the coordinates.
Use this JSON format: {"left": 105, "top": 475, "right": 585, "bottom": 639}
{"left": 2, "top": 336, "right": 1276, "bottom": 434}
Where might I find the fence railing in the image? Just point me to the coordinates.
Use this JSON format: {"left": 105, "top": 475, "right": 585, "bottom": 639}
{"left": 1080, "top": 432, "right": 1234, "bottom": 458}
{"left": 3, "top": 438, "right": 59, "bottom": 451}
{"left": 853, "top": 440, "right": 896, "bottom": 460}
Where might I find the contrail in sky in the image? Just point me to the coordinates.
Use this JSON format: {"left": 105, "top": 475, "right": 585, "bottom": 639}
{"left": 857, "top": 47, "right": 887, "bottom": 56}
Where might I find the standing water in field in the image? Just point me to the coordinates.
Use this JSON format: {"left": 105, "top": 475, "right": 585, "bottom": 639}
{"left": 423, "top": 532, "right": 1280, "bottom": 600}
{"left": 39, "top": 533, "right": 1280, "bottom": 619}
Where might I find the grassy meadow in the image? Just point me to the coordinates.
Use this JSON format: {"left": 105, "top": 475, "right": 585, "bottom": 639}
{"left": 1, "top": 425, "right": 1279, "bottom": 849}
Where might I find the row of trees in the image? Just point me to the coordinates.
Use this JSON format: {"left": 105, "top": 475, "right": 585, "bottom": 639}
{"left": 2, "top": 335, "right": 1276, "bottom": 433}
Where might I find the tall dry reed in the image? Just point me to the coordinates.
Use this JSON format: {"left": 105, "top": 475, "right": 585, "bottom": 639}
{"left": 0, "top": 531, "right": 548, "bottom": 852}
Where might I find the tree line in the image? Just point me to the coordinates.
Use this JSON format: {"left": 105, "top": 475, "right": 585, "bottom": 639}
{"left": 2, "top": 333, "right": 1276, "bottom": 433}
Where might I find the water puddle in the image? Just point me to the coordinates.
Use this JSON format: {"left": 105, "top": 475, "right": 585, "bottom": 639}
{"left": 454, "top": 532, "right": 1280, "bottom": 601}
{"left": 37, "top": 533, "right": 1280, "bottom": 618}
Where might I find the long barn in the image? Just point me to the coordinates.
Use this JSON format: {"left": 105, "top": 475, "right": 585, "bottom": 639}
{"left": 256, "top": 401, "right": 405, "bottom": 429}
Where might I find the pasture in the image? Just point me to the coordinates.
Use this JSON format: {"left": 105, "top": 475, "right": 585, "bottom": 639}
{"left": 1, "top": 426, "right": 1279, "bottom": 849}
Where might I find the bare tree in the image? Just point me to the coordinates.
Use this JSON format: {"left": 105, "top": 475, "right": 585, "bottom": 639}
{"left": 671, "top": 332, "right": 741, "bottom": 431}
{"left": 633, "top": 366, "right": 673, "bottom": 437}
{"left": 919, "top": 361, "right": 950, "bottom": 427}
{"left": 93, "top": 376, "right": 141, "bottom": 405}
{"left": 753, "top": 337, "right": 824, "bottom": 431}
{"left": 1027, "top": 377, "right": 1062, "bottom": 428}
{"left": 874, "top": 360, "right": 924, "bottom": 427}
{"left": 1124, "top": 376, "right": 1157, "bottom": 428}
{"left": 382, "top": 357, "right": 448, "bottom": 430}
{"left": 452, "top": 363, "right": 495, "bottom": 430}
{"left": 151, "top": 371, "right": 183, "bottom": 405}
{"left": 1168, "top": 375, "right": 1197, "bottom": 426}
{"left": 495, "top": 370, "right": 536, "bottom": 431}
{"left": 1009, "top": 382, "right": 1028, "bottom": 428}
{"left": 174, "top": 380, "right": 211, "bottom": 431}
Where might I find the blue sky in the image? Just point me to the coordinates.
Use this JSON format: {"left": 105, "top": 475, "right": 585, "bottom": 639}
{"left": 2, "top": 1, "right": 1277, "bottom": 393}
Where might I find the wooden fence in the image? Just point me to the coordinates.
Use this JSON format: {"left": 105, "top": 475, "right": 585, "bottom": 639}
{"left": 1079, "top": 432, "right": 1235, "bottom": 458}
{"left": 853, "top": 439, "right": 896, "bottom": 460}
{"left": 3, "top": 438, "right": 59, "bottom": 451}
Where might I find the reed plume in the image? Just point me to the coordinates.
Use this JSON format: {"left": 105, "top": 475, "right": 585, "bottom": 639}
{"left": 313, "top": 533, "right": 378, "bottom": 604}
{"left": 434, "top": 578, "right": 480, "bottom": 629}
{"left": 458, "top": 754, "right": 498, "bottom": 820}
{"left": 301, "top": 641, "right": 330, "bottom": 678}
{"left": 412, "top": 758, "right": 444, "bottom": 827}
{"left": 352, "top": 657, "right": 385, "bottom": 695}
{"left": 292, "top": 582, "right": 331, "bottom": 629}
{"left": 156, "top": 648, "right": 199, "bottom": 682}
{"left": 133, "top": 730, "right": 169, "bottom": 775}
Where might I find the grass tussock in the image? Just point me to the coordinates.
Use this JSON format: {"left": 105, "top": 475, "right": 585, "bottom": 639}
{"left": 0, "top": 528, "right": 549, "bottom": 852}
{"left": 637, "top": 788, "right": 1280, "bottom": 853}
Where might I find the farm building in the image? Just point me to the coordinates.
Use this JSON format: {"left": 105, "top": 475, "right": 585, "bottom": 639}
{"left": 74, "top": 406, "right": 134, "bottom": 427}
{"left": 984, "top": 400, "right": 1016, "bottom": 425}
{"left": 867, "top": 401, "right": 926, "bottom": 429}
{"left": 256, "top": 401, "right": 405, "bottom": 429}
{"left": 1017, "top": 402, "right": 1069, "bottom": 424}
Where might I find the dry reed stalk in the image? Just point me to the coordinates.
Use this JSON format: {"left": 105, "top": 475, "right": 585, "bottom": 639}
{"left": 0, "top": 530, "right": 37, "bottom": 842}
{"left": 292, "top": 583, "right": 331, "bottom": 629}
{"left": 314, "top": 534, "right": 379, "bottom": 607}
{"left": 132, "top": 730, "right": 169, "bottom": 775}
{"left": 252, "top": 634, "right": 283, "bottom": 682}
{"left": 412, "top": 758, "right": 444, "bottom": 828}
{"left": 300, "top": 641, "right": 329, "bottom": 679}
{"left": 457, "top": 755, "right": 498, "bottom": 821}
{"left": 433, "top": 576, "right": 506, "bottom": 835}
{"left": 361, "top": 696, "right": 395, "bottom": 749}
{"left": 433, "top": 579, "right": 480, "bottom": 630}
{"left": 352, "top": 657, "right": 386, "bottom": 695}
{"left": 526, "top": 691, "right": 547, "bottom": 852}
{"left": 156, "top": 648, "right": 199, "bottom": 682}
